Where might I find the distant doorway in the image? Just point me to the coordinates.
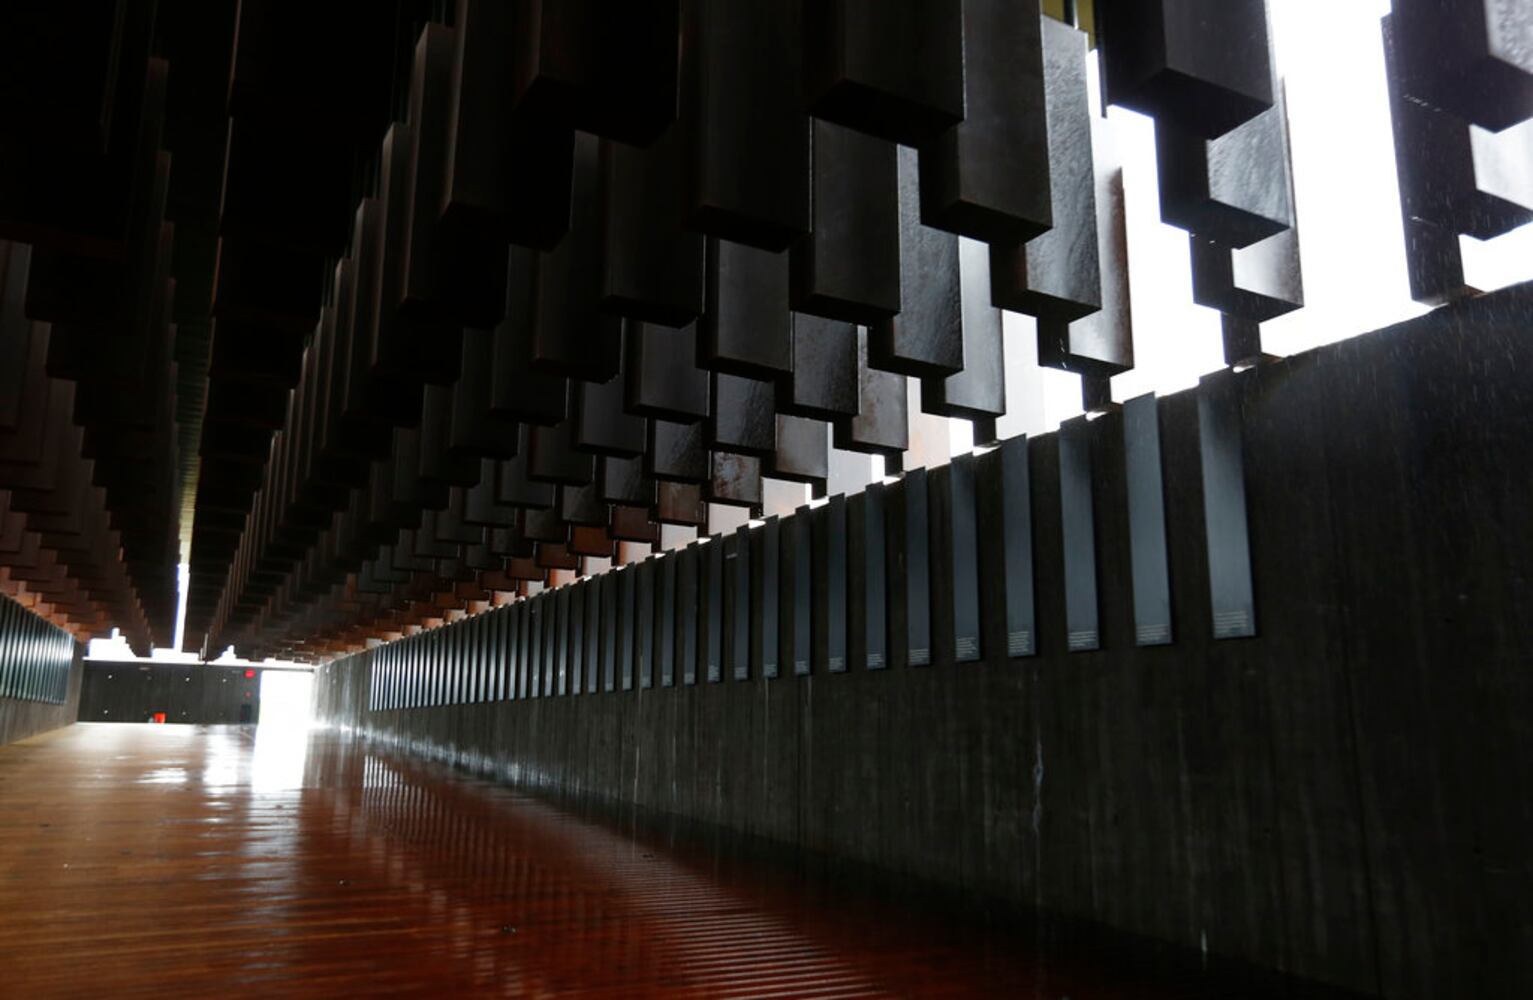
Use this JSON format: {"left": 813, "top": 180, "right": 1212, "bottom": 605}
{"left": 256, "top": 670, "right": 313, "bottom": 729}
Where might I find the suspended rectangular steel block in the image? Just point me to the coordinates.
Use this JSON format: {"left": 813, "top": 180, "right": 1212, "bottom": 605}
{"left": 792, "top": 121, "right": 900, "bottom": 324}
{"left": 1383, "top": 17, "right": 1533, "bottom": 243}
{"left": 441, "top": 2, "right": 519, "bottom": 243}
{"left": 625, "top": 321, "right": 710, "bottom": 423}
{"left": 707, "top": 451, "right": 763, "bottom": 512}
{"left": 804, "top": 0, "right": 965, "bottom": 146}
{"left": 449, "top": 330, "right": 520, "bottom": 460}
{"left": 392, "top": 527, "right": 435, "bottom": 573}
{"left": 370, "top": 115, "right": 460, "bottom": 384}
{"left": 870, "top": 147, "right": 963, "bottom": 378}
{"left": 1391, "top": 0, "right": 1533, "bottom": 132}
{"left": 510, "top": 0, "right": 680, "bottom": 146}
{"left": 523, "top": 506, "right": 569, "bottom": 544}
{"left": 990, "top": 18, "right": 1101, "bottom": 323}
{"left": 922, "top": 237, "right": 1006, "bottom": 423}
{"left": 492, "top": 249, "right": 569, "bottom": 426}
{"left": 438, "top": 491, "right": 489, "bottom": 544}
{"left": 779, "top": 314, "right": 859, "bottom": 421}
{"left": 767, "top": 414, "right": 829, "bottom": 494}
{"left": 599, "top": 455, "right": 654, "bottom": 506}
{"left": 530, "top": 133, "right": 620, "bottom": 382}
{"left": 399, "top": 24, "right": 461, "bottom": 324}
{"left": 1190, "top": 227, "right": 1303, "bottom": 322}
{"left": 610, "top": 503, "right": 660, "bottom": 545}
{"left": 537, "top": 543, "right": 580, "bottom": 573}
{"left": 507, "top": 555, "right": 545, "bottom": 582}
{"left": 655, "top": 480, "right": 707, "bottom": 526}
{"left": 575, "top": 368, "right": 646, "bottom": 459}
{"left": 498, "top": 439, "right": 557, "bottom": 510}
{"left": 1156, "top": 95, "right": 1296, "bottom": 248}
{"left": 1097, "top": 0, "right": 1275, "bottom": 138}
{"left": 484, "top": 85, "right": 574, "bottom": 253}
{"left": 833, "top": 326, "right": 909, "bottom": 460}
{"left": 683, "top": 0, "right": 809, "bottom": 250}
{"left": 528, "top": 421, "right": 595, "bottom": 486}
{"left": 649, "top": 419, "right": 708, "bottom": 484}
{"left": 710, "top": 373, "right": 777, "bottom": 457}
{"left": 1036, "top": 157, "right": 1134, "bottom": 377}
{"left": 569, "top": 523, "right": 614, "bottom": 558}
{"left": 919, "top": 0, "right": 1051, "bottom": 243}
{"left": 601, "top": 136, "right": 704, "bottom": 327}
{"left": 701, "top": 238, "right": 792, "bottom": 378}
{"left": 419, "top": 386, "right": 479, "bottom": 488}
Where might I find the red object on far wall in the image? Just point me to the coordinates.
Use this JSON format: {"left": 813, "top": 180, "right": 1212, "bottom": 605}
{"left": 244, "top": 669, "right": 256, "bottom": 679}
{"left": 151, "top": 713, "right": 166, "bottom": 724}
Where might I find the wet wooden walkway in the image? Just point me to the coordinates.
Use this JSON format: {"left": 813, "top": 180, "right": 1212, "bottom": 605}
{"left": 0, "top": 723, "right": 1333, "bottom": 997}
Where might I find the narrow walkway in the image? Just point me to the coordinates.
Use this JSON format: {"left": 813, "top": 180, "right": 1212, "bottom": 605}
{"left": 0, "top": 724, "right": 1261, "bottom": 997}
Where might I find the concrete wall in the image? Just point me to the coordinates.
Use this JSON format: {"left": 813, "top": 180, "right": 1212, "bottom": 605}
{"left": 312, "top": 284, "right": 1533, "bottom": 999}
{"left": 77, "top": 662, "right": 262, "bottom": 724}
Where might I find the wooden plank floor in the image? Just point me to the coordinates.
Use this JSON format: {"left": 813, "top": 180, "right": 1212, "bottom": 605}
{"left": 0, "top": 724, "right": 1313, "bottom": 998}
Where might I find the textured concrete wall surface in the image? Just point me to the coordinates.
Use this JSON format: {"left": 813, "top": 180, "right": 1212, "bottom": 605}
{"left": 312, "top": 283, "right": 1533, "bottom": 1000}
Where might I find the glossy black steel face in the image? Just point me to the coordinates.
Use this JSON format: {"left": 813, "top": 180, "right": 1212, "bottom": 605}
{"left": 1199, "top": 376, "right": 1257, "bottom": 640}
{"left": 637, "top": 560, "right": 655, "bottom": 690}
{"left": 990, "top": 17, "right": 1100, "bottom": 325}
{"left": 1124, "top": 395, "right": 1173, "bottom": 647}
{"left": 703, "top": 538, "right": 723, "bottom": 683}
{"left": 730, "top": 525, "right": 751, "bottom": 681}
{"left": 1098, "top": 0, "right": 1275, "bottom": 139}
{"left": 902, "top": 469, "right": 932, "bottom": 668}
{"left": 998, "top": 437, "right": 1037, "bottom": 659}
{"left": 618, "top": 566, "right": 636, "bottom": 691}
{"left": 759, "top": 517, "right": 781, "bottom": 680}
{"left": 791, "top": 507, "right": 813, "bottom": 677}
{"left": 1058, "top": 417, "right": 1100, "bottom": 653}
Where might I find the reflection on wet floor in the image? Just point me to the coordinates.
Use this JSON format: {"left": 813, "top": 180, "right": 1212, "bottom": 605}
{"left": 0, "top": 724, "right": 1359, "bottom": 998}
